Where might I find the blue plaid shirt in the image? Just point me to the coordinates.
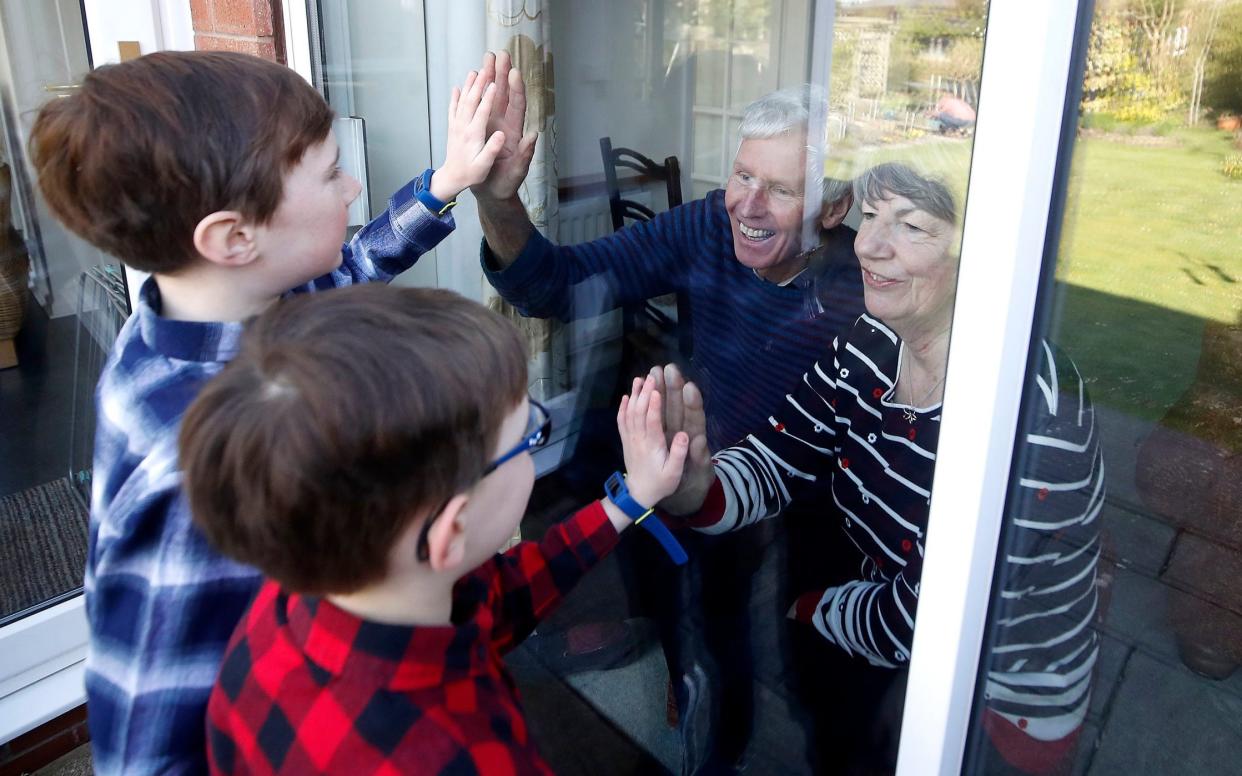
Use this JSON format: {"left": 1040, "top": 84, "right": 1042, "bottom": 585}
{"left": 85, "top": 177, "right": 453, "bottom": 776}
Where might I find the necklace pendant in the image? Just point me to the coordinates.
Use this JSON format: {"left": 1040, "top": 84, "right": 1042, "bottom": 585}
{"left": 902, "top": 407, "right": 919, "bottom": 423}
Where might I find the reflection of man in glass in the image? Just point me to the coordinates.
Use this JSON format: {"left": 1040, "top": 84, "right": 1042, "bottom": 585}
{"left": 660, "top": 161, "right": 1104, "bottom": 774}
{"left": 472, "top": 51, "right": 864, "bottom": 451}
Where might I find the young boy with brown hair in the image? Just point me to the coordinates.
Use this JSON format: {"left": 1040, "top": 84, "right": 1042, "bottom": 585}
{"left": 29, "top": 51, "right": 504, "bottom": 774}
{"left": 177, "top": 284, "right": 688, "bottom": 774}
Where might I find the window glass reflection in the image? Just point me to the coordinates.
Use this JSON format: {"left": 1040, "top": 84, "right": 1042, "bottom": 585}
{"left": 966, "top": 2, "right": 1242, "bottom": 774}
{"left": 0, "top": 0, "right": 104, "bottom": 627}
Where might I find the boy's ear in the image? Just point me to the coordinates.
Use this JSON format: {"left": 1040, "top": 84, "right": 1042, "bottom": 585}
{"left": 820, "top": 192, "right": 853, "bottom": 230}
{"left": 193, "top": 210, "right": 260, "bottom": 268}
{"left": 426, "top": 494, "right": 471, "bottom": 573}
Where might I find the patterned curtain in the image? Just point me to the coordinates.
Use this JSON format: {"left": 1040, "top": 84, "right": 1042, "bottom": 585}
{"left": 484, "top": 0, "right": 568, "bottom": 402}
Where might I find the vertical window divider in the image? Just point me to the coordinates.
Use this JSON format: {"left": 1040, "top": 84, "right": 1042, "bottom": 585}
{"left": 893, "top": 3, "right": 1088, "bottom": 774}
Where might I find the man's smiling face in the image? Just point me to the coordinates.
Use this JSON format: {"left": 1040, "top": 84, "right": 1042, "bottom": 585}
{"left": 724, "top": 133, "right": 811, "bottom": 283}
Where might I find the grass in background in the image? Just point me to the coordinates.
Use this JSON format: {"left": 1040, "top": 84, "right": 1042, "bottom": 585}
{"left": 1053, "top": 129, "right": 1242, "bottom": 420}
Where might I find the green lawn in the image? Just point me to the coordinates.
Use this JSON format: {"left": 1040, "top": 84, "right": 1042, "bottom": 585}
{"left": 1053, "top": 130, "right": 1242, "bottom": 420}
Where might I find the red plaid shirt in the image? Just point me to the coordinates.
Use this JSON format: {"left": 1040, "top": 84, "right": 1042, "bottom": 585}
{"left": 206, "top": 501, "right": 618, "bottom": 775}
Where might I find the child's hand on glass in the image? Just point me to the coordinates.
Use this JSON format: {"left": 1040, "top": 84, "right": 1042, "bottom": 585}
{"left": 617, "top": 375, "right": 689, "bottom": 510}
{"left": 430, "top": 68, "right": 507, "bottom": 203}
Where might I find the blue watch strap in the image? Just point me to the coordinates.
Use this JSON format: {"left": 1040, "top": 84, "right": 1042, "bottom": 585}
{"left": 415, "top": 168, "right": 456, "bottom": 216}
{"left": 605, "top": 472, "right": 688, "bottom": 566}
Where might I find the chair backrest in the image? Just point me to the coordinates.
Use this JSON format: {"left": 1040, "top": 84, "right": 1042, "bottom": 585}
{"left": 599, "top": 137, "right": 683, "bottom": 233}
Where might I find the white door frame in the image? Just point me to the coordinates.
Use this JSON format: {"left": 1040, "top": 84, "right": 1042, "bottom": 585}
{"left": 893, "top": 2, "right": 1088, "bottom": 773}
{"left": 0, "top": 598, "right": 88, "bottom": 742}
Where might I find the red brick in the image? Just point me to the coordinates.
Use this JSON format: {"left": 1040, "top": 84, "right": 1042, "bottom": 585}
{"left": 1, "top": 706, "right": 87, "bottom": 757}
{"left": 189, "top": 0, "right": 213, "bottom": 32}
{"left": 0, "top": 706, "right": 89, "bottom": 775}
{"left": 207, "top": 0, "right": 273, "bottom": 37}
{"left": 194, "top": 33, "right": 277, "bottom": 61}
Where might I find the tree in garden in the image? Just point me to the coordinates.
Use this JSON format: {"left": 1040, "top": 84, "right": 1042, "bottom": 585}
{"left": 1202, "top": 1, "right": 1242, "bottom": 116}
{"left": 1081, "top": 7, "right": 1170, "bottom": 122}
{"left": 1186, "top": 0, "right": 1225, "bottom": 124}
{"left": 1083, "top": 0, "right": 1239, "bottom": 126}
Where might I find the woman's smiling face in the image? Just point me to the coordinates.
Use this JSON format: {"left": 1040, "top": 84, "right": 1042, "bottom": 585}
{"left": 854, "top": 191, "right": 958, "bottom": 335}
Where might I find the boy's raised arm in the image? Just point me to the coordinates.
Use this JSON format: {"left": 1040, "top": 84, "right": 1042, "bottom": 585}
{"left": 293, "top": 66, "right": 507, "bottom": 291}
{"left": 481, "top": 376, "right": 688, "bottom": 653}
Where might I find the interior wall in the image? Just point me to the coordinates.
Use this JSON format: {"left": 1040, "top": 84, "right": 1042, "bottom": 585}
{"left": 550, "top": 0, "right": 690, "bottom": 185}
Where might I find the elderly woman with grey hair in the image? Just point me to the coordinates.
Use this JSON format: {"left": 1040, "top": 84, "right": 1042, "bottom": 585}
{"left": 662, "top": 161, "right": 1104, "bottom": 774}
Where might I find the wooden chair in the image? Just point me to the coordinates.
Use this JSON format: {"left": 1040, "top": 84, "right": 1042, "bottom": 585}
{"left": 598, "top": 137, "right": 692, "bottom": 361}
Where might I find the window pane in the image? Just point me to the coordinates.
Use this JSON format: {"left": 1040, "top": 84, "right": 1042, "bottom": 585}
{"left": 727, "top": 0, "right": 777, "bottom": 110}
{"left": 964, "top": 2, "right": 1242, "bottom": 774}
{"left": 308, "top": 1, "right": 989, "bottom": 772}
{"left": 0, "top": 0, "right": 104, "bottom": 626}
{"left": 692, "top": 112, "right": 724, "bottom": 178}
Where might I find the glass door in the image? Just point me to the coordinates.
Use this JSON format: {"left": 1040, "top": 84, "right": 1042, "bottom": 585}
{"left": 957, "top": 1, "right": 1242, "bottom": 774}
{"left": 0, "top": 0, "right": 116, "bottom": 626}
{"left": 0, "top": 0, "right": 123, "bottom": 745}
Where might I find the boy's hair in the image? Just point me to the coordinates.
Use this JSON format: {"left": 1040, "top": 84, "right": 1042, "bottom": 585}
{"left": 30, "top": 51, "right": 334, "bottom": 274}
{"left": 179, "top": 285, "right": 528, "bottom": 594}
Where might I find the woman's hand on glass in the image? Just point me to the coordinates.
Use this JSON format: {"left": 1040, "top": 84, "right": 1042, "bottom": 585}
{"left": 652, "top": 364, "right": 714, "bottom": 516}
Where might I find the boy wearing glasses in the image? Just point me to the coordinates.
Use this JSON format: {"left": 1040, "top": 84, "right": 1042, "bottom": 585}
{"left": 180, "top": 285, "right": 689, "bottom": 775}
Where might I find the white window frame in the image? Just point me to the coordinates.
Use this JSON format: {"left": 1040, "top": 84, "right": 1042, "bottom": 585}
{"left": 892, "top": 2, "right": 1088, "bottom": 773}
{"left": 252, "top": 3, "right": 1096, "bottom": 771}
{"left": 0, "top": 598, "right": 88, "bottom": 742}
{"left": 281, "top": 0, "right": 315, "bottom": 85}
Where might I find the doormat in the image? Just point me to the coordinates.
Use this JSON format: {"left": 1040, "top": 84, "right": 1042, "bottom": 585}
{"left": 0, "top": 477, "right": 88, "bottom": 621}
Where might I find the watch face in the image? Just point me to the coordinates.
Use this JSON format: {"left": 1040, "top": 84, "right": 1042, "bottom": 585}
{"left": 605, "top": 472, "right": 642, "bottom": 516}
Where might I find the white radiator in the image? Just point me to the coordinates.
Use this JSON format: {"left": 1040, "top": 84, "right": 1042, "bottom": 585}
{"left": 555, "top": 189, "right": 655, "bottom": 244}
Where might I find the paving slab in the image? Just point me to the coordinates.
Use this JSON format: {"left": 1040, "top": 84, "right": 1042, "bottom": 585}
{"left": 1094, "top": 405, "right": 1157, "bottom": 506}
{"left": 1087, "top": 631, "right": 1132, "bottom": 723}
{"left": 1090, "top": 651, "right": 1242, "bottom": 775}
{"left": 1070, "top": 719, "right": 1101, "bottom": 775}
{"left": 1097, "top": 566, "right": 1178, "bottom": 660}
{"left": 1099, "top": 500, "right": 1176, "bottom": 576}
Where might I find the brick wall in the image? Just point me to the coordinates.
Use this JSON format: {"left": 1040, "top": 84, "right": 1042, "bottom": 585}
{"left": 0, "top": 707, "right": 89, "bottom": 775}
{"left": 191, "top": 0, "right": 284, "bottom": 63}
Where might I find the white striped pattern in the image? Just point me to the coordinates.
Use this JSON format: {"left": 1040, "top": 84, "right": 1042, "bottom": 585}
{"left": 698, "top": 317, "right": 1103, "bottom": 741}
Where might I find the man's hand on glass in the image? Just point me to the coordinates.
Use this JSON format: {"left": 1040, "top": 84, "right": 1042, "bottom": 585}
{"left": 471, "top": 50, "right": 539, "bottom": 202}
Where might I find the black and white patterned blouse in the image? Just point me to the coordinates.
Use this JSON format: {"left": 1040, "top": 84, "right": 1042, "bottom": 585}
{"left": 696, "top": 313, "right": 1104, "bottom": 741}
